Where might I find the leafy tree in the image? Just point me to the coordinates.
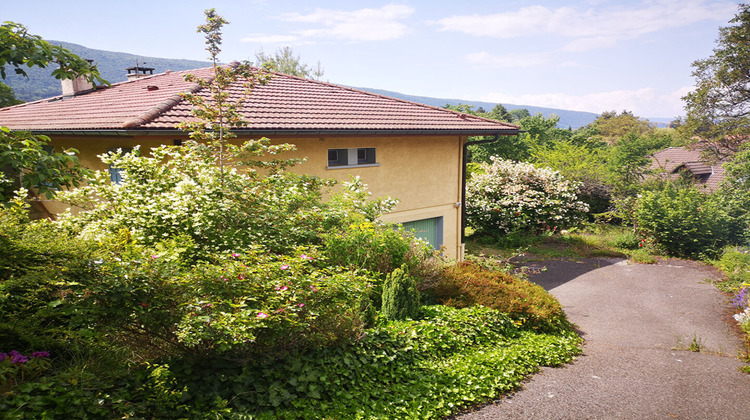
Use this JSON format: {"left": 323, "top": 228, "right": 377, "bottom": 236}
{"left": 0, "top": 21, "right": 106, "bottom": 206}
{"left": 0, "top": 129, "right": 90, "bottom": 204}
{"left": 0, "top": 21, "right": 106, "bottom": 85}
{"left": 255, "top": 46, "right": 325, "bottom": 80}
{"left": 0, "top": 82, "right": 23, "bottom": 108}
{"left": 531, "top": 140, "right": 612, "bottom": 214}
{"left": 682, "top": 4, "right": 750, "bottom": 160}
{"left": 717, "top": 144, "right": 750, "bottom": 245}
{"left": 508, "top": 108, "right": 531, "bottom": 121}
{"left": 607, "top": 131, "right": 670, "bottom": 195}
{"left": 593, "top": 110, "right": 653, "bottom": 144}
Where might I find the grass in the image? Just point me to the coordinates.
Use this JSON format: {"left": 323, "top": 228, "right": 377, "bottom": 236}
{"left": 466, "top": 223, "right": 661, "bottom": 264}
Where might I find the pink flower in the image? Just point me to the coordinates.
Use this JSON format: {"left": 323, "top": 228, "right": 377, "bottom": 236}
{"left": 310, "top": 285, "right": 318, "bottom": 292}
{"left": 280, "top": 264, "right": 290, "bottom": 270}
{"left": 150, "top": 255, "right": 158, "bottom": 259}
{"left": 256, "top": 312, "right": 268, "bottom": 319}
{"left": 300, "top": 254, "right": 312, "bottom": 260}
{"left": 297, "top": 303, "right": 305, "bottom": 308}
{"left": 222, "top": 278, "right": 229, "bottom": 282}
{"left": 231, "top": 253, "right": 240, "bottom": 258}
{"left": 278, "top": 286, "right": 288, "bottom": 291}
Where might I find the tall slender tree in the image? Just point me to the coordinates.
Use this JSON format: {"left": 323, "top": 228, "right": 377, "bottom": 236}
{"left": 682, "top": 4, "right": 750, "bottom": 160}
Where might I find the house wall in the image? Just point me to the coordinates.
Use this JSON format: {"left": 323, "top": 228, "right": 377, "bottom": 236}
{"left": 45, "top": 134, "right": 466, "bottom": 259}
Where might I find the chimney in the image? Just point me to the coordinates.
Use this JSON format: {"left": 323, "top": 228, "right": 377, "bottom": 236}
{"left": 61, "top": 59, "right": 95, "bottom": 98}
{"left": 126, "top": 65, "right": 155, "bottom": 81}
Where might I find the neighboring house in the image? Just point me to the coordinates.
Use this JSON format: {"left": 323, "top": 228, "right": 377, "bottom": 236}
{"left": 0, "top": 63, "right": 519, "bottom": 259}
{"left": 649, "top": 146, "right": 726, "bottom": 192}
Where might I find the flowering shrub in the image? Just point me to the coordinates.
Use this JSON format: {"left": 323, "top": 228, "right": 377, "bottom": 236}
{"left": 466, "top": 157, "right": 589, "bottom": 237}
{"left": 0, "top": 350, "right": 51, "bottom": 394}
{"left": 64, "top": 245, "right": 372, "bottom": 359}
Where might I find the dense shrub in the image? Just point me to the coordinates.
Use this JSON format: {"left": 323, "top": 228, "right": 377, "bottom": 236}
{"left": 430, "top": 261, "right": 568, "bottom": 332}
{"left": 634, "top": 184, "right": 733, "bottom": 259}
{"left": 322, "top": 220, "right": 439, "bottom": 278}
{"left": 466, "top": 157, "right": 589, "bottom": 237}
{"left": 381, "top": 265, "right": 420, "bottom": 321}
{"left": 62, "top": 244, "right": 373, "bottom": 360}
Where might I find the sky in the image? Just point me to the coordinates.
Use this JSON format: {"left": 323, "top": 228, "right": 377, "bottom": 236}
{"left": 3, "top": 0, "right": 741, "bottom": 119}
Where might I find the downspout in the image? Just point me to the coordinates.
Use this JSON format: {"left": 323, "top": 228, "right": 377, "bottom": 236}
{"left": 461, "top": 135, "right": 501, "bottom": 243}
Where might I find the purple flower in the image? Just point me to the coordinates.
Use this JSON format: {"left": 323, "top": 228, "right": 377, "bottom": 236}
{"left": 31, "top": 351, "right": 50, "bottom": 359}
{"left": 9, "top": 351, "right": 28, "bottom": 364}
{"left": 0, "top": 353, "right": 7, "bottom": 362}
{"left": 732, "top": 287, "right": 749, "bottom": 309}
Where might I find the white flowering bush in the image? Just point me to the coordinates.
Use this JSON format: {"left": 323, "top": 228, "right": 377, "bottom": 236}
{"left": 57, "top": 142, "right": 387, "bottom": 258}
{"left": 466, "top": 157, "right": 589, "bottom": 236}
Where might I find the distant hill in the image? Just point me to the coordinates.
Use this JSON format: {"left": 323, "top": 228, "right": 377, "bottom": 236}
{"left": 3, "top": 41, "right": 212, "bottom": 102}
{"left": 352, "top": 87, "right": 601, "bottom": 129}
{"left": 4, "top": 41, "right": 674, "bottom": 130}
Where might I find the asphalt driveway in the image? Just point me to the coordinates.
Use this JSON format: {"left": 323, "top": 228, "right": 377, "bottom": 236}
{"left": 455, "top": 257, "right": 750, "bottom": 419}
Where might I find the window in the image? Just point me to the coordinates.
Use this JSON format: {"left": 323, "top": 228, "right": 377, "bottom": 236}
{"left": 327, "top": 147, "right": 378, "bottom": 168}
{"left": 400, "top": 217, "right": 444, "bottom": 251}
{"left": 107, "top": 147, "right": 133, "bottom": 184}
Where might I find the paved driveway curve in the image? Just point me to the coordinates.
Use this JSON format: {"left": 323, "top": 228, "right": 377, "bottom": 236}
{"left": 455, "top": 258, "right": 750, "bottom": 420}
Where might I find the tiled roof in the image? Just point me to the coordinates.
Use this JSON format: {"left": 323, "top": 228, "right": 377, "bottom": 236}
{"left": 650, "top": 147, "right": 726, "bottom": 192}
{"left": 0, "top": 64, "right": 519, "bottom": 136}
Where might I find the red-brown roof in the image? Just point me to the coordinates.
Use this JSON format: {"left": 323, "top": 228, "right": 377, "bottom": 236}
{"left": 0, "top": 64, "right": 519, "bottom": 136}
{"left": 650, "top": 147, "right": 726, "bottom": 192}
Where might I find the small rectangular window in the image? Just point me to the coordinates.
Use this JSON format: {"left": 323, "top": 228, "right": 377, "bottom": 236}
{"left": 327, "top": 147, "right": 377, "bottom": 168}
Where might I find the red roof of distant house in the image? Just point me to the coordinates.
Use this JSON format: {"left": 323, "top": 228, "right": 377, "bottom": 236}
{"left": 0, "top": 64, "right": 520, "bottom": 136}
{"left": 650, "top": 147, "right": 726, "bottom": 192}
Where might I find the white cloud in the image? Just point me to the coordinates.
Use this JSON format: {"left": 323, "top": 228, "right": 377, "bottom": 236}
{"left": 241, "top": 34, "right": 300, "bottom": 44}
{"left": 466, "top": 51, "right": 555, "bottom": 68}
{"left": 479, "top": 86, "right": 690, "bottom": 117}
{"left": 435, "top": 0, "right": 737, "bottom": 51}
{"left": 280, "top": 4, "right": 415, "bottom": 42}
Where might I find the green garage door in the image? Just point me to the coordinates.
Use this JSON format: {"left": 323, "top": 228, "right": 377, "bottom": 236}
{"left": 400, "top": 217, "right": 443, "bottom": 251}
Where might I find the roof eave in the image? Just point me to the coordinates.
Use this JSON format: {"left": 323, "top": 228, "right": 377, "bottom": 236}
{"left": 26, "top": 128, "right": 521, "bottom": 137}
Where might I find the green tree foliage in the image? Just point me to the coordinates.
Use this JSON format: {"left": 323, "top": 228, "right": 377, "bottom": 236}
{"left": 635, "top": 184, "right": 733, "bottom": 259}
{"left": 255, "top": 46, "right": 325, "bottom": 80}
{"left": 0, "top": 21, "right": 106, "bottom": 206}
{"left": 683, "top": 4, "right": 750, "bottom": 159}
{"left": 607, "top": 131, "right": 672, "bottom": 195}
{"left": 0, "top": 82, "right": 22, "bottom": 108}
{"left": 0, "top": 21, "right": 106, "bottom": 85}
{"left": 716, "top": 144, "right": 750, "bottom": 245}
{"left": 381, "top": 265, "right": 420, "bottom": 321}
{"left": 531, "top": 140, "right": 612, "bottom": 214}
{"left": 0, "top": 129, "right": 90, "bottom": 204}
{"left": 592, "top": 110, "right": 654, "bottom": 144}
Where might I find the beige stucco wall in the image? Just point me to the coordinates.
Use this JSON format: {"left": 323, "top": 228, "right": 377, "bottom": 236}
{"left": 45, "top": 134, "right": 466, "bottom": 259}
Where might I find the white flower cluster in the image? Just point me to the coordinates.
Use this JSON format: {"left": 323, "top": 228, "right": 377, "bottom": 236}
{"left": 734, "top": 308, "right": 750, "bottom": 325}
{"left": 466, "top": 156, "right": 589, "bottom": 235}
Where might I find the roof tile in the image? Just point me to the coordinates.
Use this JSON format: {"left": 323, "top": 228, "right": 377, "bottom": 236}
{"left": 1, "top": 65, "right": 519, "bottom": 135}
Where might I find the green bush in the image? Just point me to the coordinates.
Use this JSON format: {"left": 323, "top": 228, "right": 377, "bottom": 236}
{"left": 381, "top": 265, "right": 420, "bottom": 321}
{"left": 715, "top": 246, "right": 750, "bottom": 291}
{"left": 635, "top": 184, "right": 733, "bottom": 259}
{"left": 430, "top": 261, "right": 569, "bottom": 332}
{"left": 322, "top": 220, "right": 439, "bottom": 278}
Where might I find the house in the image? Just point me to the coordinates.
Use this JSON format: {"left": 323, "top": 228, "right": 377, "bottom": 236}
{"left": 0, "top": 63, "right": 520, "bottom": 259}
{"left": 649, "top": 146, "right": 726, "bottom": 192}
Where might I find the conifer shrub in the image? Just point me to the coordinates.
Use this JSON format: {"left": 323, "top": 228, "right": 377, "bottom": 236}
{"left": 381, "top": 266, "right": 420, "bottom": 321}
{"left": 430, "top": 261, "right": 568, "bottom": 332}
